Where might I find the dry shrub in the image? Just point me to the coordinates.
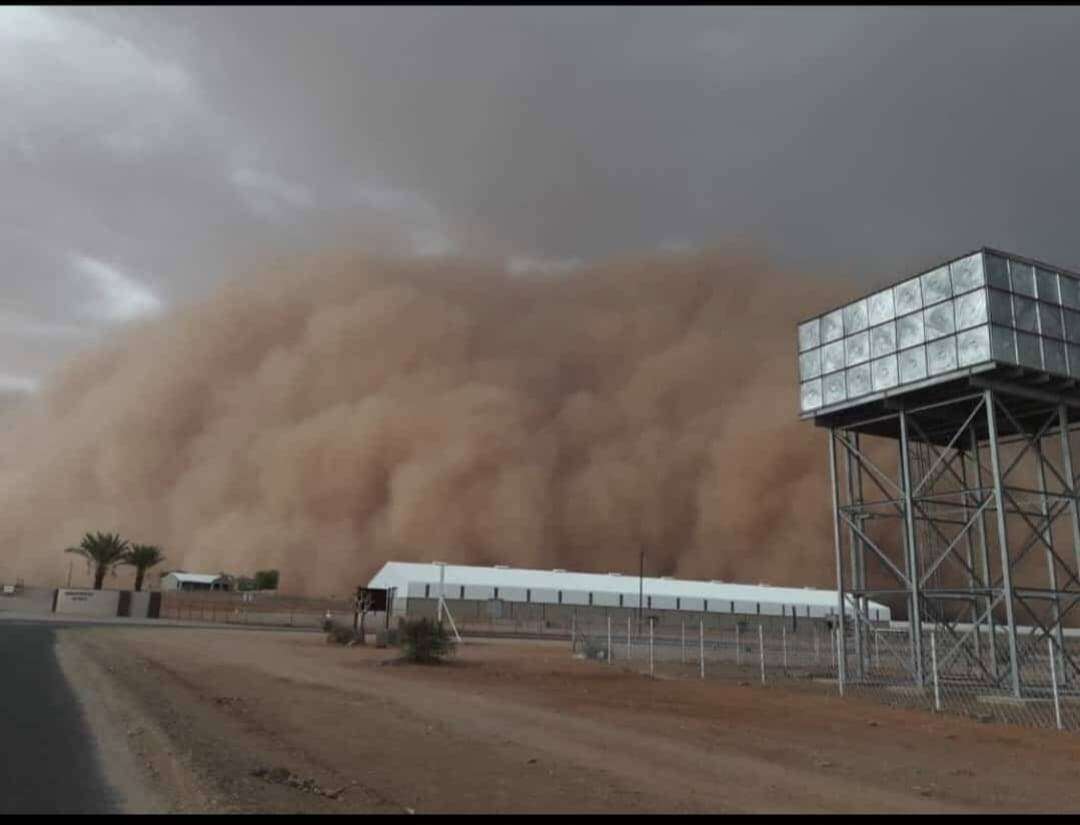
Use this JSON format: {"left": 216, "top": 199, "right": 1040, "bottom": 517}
{"left": 400, "top": 617, "right": 455, "bottom": 663}
{"left": 325, "top": 622, "right": 361, "bottom": 646}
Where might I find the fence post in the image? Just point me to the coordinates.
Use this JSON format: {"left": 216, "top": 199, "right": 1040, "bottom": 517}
{"left": 874, "top": 628, "right": 879, "bottom": 671}
{"left": 682, "top": 620, "right": 686, "bottom": 664}
{"left": 835, "top": 624, "right": 844, "bottom": 697}
{"left": 782, "top": 625, "right": 788, "bottom": 673}
{"left": 699, "top": 619, "right": 705, "bottom": 680}
{"left": 736, "top": 624, "right": 741, "bottom": 666}
{"left": 608, "top": 616, "right": 612, "bottom": 665}
{"left": 1049, "top": 637, "right": 1063, "bottom": 731}
{"left": 649, "top": 617, "right": 655, "bottom": 678}
{"left": 931, "top": 629, "right": 941, "bottom": 712}
{"left": 758, "top": 625, "right": 766, "bottom": 685}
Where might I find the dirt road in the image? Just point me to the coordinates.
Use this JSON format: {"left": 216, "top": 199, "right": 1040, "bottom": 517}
{"left": 54, "top": 626, "right": 1080, "bottom": 813}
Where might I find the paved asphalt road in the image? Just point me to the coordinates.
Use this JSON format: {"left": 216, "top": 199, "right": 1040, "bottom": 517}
{"left": 0, "top": 623, "right": 118, "bottom": 814}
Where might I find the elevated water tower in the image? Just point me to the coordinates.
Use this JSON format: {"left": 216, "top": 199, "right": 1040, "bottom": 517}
{"left": 798, "top": 248, "right": 1080, "bottom": 697}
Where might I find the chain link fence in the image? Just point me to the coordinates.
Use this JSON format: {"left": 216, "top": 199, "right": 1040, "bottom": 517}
{"left": 161, "top": 590, "right": 357, "bottom": 628}
{"left": 844, "top": 625, "right": 1080, "bottom": 732}
{"left": 572, "top": 616, "right": 1080, "bottom": 734}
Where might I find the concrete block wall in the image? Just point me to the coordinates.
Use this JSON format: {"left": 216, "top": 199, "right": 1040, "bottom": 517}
{"left": 55, "top": 588, "right": 121, "bottom": 617}
{"left": 53, "top": 588, "right": 160, "bottom": 618}
{"left": 0, "top": 586, "right": 57, "bottom": 616}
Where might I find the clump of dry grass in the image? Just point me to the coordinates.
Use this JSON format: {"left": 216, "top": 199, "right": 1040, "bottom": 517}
{"left": 325, "top": 622, "right": 362, "bottom": 646}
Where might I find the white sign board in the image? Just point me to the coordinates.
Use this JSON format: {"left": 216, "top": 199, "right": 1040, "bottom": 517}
{"left": 55, "top": 588, "right": 120, "bottom": 617}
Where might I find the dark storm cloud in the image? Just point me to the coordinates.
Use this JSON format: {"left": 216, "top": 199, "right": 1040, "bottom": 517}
{"left": 4, "top": 6, "right": 1080, "bottom": 391}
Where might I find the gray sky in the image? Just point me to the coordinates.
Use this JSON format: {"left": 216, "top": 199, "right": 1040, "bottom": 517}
{"left": 4, "top": 6, "right": 1080, "bottom": 394}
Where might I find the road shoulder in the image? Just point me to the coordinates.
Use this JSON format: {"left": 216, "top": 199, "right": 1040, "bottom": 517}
{"left": 53, "top": 630, "right": 199, "bottom": 813}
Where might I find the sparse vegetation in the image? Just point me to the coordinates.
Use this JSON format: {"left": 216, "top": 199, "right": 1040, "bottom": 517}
{"left": 582, "top": 636, "right": 608, "bottom": 661}
{"left": 64, "top": 532, "right": 130, "bottom": 590}
{"left": 254, "top": 569, "right": 280, "bottom": 591}
{"left": 325, "top": 622, "right": 361, "bottom": 646}
{"left": 122, "top": 544, "right": 166, "bottom": 591}
{"left": 237, "top": 570, "right": 280, "bottom": 591}
{"left": 399, "top": 617, "right": 456, "bottom": 663}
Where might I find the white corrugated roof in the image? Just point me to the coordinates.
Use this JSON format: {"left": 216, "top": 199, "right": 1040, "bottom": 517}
{"left": 368, "top": 561, "right": 887, "bottom": 613}
{"left": 163, "top": 572, "right": 227, "bottom": 584}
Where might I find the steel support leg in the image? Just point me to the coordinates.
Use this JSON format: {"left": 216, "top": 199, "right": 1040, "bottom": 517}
{"left": 970, "top": 427, "right": 998, "bottom": 679}
{"left": 983, "top": 389, "right": 1022, "bottom": 698}
{"left": 846, "top": 433, "right": 865, "bottom": 681}
{"left": 1059, "top": 404, "right": 1080, "bottom": 686}
{"left": 959, "top": 436, "right": 981, "bottom": 674}
{"left": 828, "top": 428, "right": 847, "bottom": 690}
{"left": 898, "top": 409, "right": 925, "bottom": 685}
{"left": 854, "top": 433, "right": 869, "bottom": 679}
{"left": 1035, "top": 441, "right": 1067, "bottom": 682}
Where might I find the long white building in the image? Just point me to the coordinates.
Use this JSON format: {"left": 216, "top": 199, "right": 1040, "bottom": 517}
{"left": 368, "top": 561, "right": 892, "bottom": 622}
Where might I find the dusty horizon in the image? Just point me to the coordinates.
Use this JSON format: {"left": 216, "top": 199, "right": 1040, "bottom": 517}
{"left": 0, "top": 243, "right": 854, "bottom": 596}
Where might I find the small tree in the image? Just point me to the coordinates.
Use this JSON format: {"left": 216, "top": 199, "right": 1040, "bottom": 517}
{"left": 254, "top": 569, "right": 279, "bottom": 590}
{"left": 64, "top": 532, "right": 130, "bottom": 590}
{"left": 400, "top": 617, "right": 456, "bottom": 663}
{"left": 122, "top": 544, "right": 166, "bottom": 592}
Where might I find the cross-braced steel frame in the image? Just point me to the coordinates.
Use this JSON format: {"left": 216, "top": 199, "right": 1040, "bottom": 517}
{"left": 825, "top": 378, "right": 1080, "bottom": 698}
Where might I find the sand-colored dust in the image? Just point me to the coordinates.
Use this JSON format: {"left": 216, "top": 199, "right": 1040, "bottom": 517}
{"left": 0, "top": 246, "right": 855, "bottom": 595}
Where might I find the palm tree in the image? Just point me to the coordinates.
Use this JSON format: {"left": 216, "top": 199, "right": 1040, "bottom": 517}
{"left": 64, "top": 532, "right": 130, "bottom": 590}
{"left": 122, "top": 544, "right": 166, "bottom": 592}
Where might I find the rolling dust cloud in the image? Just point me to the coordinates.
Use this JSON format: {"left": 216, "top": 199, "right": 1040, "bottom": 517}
{"left": 0, "top": 245, "right": 853, "bottom": 596}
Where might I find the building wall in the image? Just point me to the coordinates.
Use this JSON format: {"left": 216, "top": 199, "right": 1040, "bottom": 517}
{"left": 52, "top": 588, "right": 159, "bottom": 618}
{"left": 396, "top": 594, "right": 886, "bottom": 623}
{"left": 0, "top": 586, "right": 57, "bottom": 616}
{"left": 371, "top": 562, "right": 892, "bottom": 621}
{"left": 55, "top": 588, "right": 121, "bottom": 617}
{"left": 161, "top": 575, "right": 228, "bottom": 592}
{"left": 396, "top": 597, "right": 885, "bottom": 632}
{"left": 130, "top": 591, "right": 151, "bottom": 617}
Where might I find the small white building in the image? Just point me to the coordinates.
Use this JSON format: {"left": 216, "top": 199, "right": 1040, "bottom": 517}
{"left": 159, "top": 572, "right": 233, "bottom": 592}
{"left": 367, "top": 561, "right": 891, "bottom": 622}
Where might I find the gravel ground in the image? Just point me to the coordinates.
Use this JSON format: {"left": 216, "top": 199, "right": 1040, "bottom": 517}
{"left": 47, "top": 625, "right": 1080, "bottom": 814}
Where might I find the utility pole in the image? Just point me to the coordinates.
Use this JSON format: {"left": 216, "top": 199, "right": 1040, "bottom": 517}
{"left": 433, "top": 561, "right": 462, "bottom": 644}
{"left": 638, "top": 548, "right": 645, "bottom": 636}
